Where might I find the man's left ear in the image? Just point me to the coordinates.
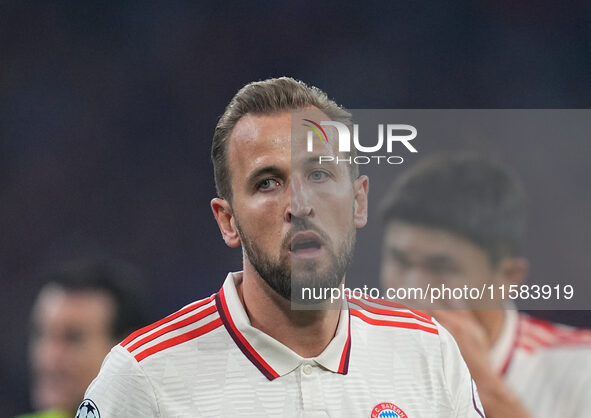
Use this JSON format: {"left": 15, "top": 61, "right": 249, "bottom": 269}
{"left": 498, "top": 257, "right": 529, "bottom": 285}
{"left": 353, "top": 175, "right": 369, "bottom": 228}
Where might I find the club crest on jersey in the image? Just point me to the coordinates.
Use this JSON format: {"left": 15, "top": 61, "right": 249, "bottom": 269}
{"left": 371, "top": 402, "right": 408, "bottom": 418}
{"left": 76, "top": 399, "right": 100, "bottom": 418}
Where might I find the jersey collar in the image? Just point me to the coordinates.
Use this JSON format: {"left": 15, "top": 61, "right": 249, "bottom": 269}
{"left": 490, "top": 304, "right": 520, "bottom": 375}
{"left": 215, "top": 272, "right": 351, "bottom": 381}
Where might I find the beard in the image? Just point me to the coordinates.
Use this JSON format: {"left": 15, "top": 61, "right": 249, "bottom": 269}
{"left": 235, "top": 216, "right": 355, "bottom": 303}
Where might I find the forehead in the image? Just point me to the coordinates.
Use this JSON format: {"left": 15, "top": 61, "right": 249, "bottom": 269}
{"left": 33, "top": 287, "right": 114, "bottom": 329}
{"left": 383, "top": 221, "right": 486, "bottom": 261}
{"left": 228, "top": 112, "right": 292, "bottom": 156}
{"left": 226, "top": 110, "right": 341, "bottom": 176}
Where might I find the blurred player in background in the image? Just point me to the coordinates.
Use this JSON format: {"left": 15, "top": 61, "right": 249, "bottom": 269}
{"left": 80, "top": 78, "right": 484, "bottom": 417}
{"left": 380, "top": 153, "right": 591, "bottom": 417}
{"left": 19, "top": 260, "right": 147, "bottom": 418}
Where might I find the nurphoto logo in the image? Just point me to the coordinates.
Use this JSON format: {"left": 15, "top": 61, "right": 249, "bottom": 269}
{"left": 303, "top": 120, "right": 417, "bottom": 165}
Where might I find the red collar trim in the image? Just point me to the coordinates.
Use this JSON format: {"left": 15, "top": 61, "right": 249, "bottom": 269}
{"left": 215, "top": 287, "right": 280, "bottom": 380}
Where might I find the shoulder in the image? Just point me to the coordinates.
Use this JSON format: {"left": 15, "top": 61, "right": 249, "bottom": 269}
{"left": 83, "top": 344, "right": 160, "bottom": 416}
{"left": 119, "top": 293, "right": 223, "bottom": 363}
{"left": 347, "top": 297, "right": 445, "bottom": 358}
{"left": 517, "top": 313, "right": 591, "bottom": 354}
{"left": 512, "top": 313, "right": 591, "bottom": 379}
{"left": 82, "top": 295, "right": 224, "bottom": 417}
{"left": 347, "top": 296, "right": 439, "bottom": 336}
{"left": 347, "top": 298, "right": 482, "bottom": 414}
{"left": 505, "top": 314, "right": 591, "bottom": 408}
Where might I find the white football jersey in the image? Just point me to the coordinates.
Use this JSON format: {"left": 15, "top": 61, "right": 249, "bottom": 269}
{"left": 80, "top": 272, "right": 484, "bottom": 417}
{"left": 490, "top": 308, "right": 591, "bottom": 417}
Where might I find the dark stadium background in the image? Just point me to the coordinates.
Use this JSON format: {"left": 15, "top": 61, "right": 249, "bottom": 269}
{"left": 2, "top": 1, "right": 591, "bottom": 414}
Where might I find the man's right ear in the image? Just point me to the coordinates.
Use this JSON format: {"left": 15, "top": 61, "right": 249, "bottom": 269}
{"left": 211, "top": 198, "right": 241, "bottom": 248}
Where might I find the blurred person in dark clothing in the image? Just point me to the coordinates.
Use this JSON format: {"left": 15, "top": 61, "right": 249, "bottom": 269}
{"left": 17, "top": 260, "right": 147, "bottom": 418}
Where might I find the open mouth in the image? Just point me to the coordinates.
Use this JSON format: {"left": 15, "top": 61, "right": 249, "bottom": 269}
{"left": 290, "top": 232, "right": 323, "bottom": 256}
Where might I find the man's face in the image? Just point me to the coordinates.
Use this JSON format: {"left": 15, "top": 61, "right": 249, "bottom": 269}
{"left": 380, "top": 221, "right": 499, "bottom": 309}
{"left": 29, "top": 287, "right": 116, "bottom": 413}
{"left": 224, "top": 110, "right": 368, "bottom": 300}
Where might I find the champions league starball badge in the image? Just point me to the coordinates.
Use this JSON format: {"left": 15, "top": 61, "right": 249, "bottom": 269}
{"left": 76, "top": 399, "right": 100, "bottom": 418}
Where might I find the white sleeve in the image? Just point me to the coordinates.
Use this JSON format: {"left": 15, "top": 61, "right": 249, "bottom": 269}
{"left": 77, "top": 345, "right": 160, "bottom": 417}
{"left": 435, "top": 319, "right": 486, "bottom": 418}
{"left": 566, "top": 356, "right": 591, "bottom": 418}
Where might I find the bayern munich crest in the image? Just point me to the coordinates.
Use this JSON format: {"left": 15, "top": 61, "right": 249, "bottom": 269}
{"left": 371, "top": 402, "right": 408, "bottom": 418}
{"left": 76, "top": 399, "right": 100, "bottom": 418}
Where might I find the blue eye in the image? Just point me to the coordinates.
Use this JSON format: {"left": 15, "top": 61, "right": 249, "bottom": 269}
{"left": 258, "top": 178, "right": 280, "bottom": 191}
{"left": 310, "top": 170, "right": 328, "bottom": 182}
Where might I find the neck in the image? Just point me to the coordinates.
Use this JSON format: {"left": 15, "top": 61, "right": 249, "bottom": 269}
{"left": 238, "top": 264, "right": 342, "bottom": 358}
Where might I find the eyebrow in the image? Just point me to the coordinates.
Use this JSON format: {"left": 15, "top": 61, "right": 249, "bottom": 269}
{"left": 304, "top": 156, "right": 338, "bottom": 168}
{"left": 386, "top": 247, "right": 456, "bottom": 267}
{"left": 386, "top": 246, "right": 409, "bottom": 259}
{"left": 424, "top": 255, "right": 456, "bottom": 266}
{"left": 246, "top": 165, "right": 286, "bottom": 185}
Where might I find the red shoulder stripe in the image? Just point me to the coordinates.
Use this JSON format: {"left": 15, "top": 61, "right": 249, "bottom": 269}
{"left": 350, "top": 309, "right": 439, "bottom": 335}
{"left": 135, "top": 317, "right": 223, "bottom": 362}
{"left": 565, "top": 329, "right": 591, "bottom": 341}
{"left": 121, "top": 295, "right": 215, "bottom": 347}
{"left": 517, "top": 316, "right": 591, "bottom": 352}
{"left": 523, "top": 316, "right": 557, "bottom": 332}
{"left": 520, "top": 344, "right": 535, "bottom": 353}
{"left": 521, "top": 329, "right": 553, "bottom": 347}
{"left": 127, "top": 304, "right": 217, "bottom": 353}
{"left": 348, "top": 298, "right": 434, "bottom": 326}
{"left": 355, "top": 296, "right": 433, "bottom": 322}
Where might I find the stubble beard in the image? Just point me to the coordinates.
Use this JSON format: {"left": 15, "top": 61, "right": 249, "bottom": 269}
{"left": 235, "top": 217, "right": 355, "bottom": 303}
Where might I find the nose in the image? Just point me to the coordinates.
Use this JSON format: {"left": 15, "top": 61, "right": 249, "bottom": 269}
{"left": 286, "top": 176, "right": 313, "bottom": 221}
